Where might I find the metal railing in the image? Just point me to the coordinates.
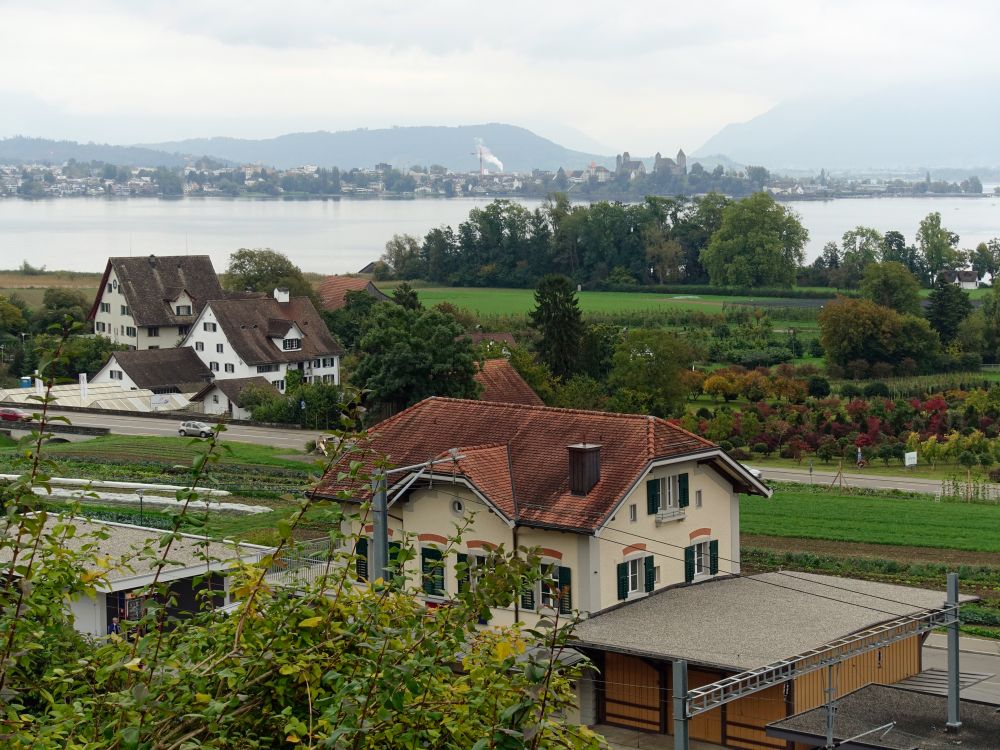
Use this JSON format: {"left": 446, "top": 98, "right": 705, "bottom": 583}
{"left": 685, "top": 605, "right": 958, "bottom": 717}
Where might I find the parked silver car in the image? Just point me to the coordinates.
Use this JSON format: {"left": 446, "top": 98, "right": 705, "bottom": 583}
{"left": 178, "top": 420, "right": 212, "bottom": 438}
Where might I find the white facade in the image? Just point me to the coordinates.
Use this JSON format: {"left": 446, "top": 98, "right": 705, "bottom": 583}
{"left": 199, "top": 384, "right": 254, "bottom": 420}
{"left": 91, "top": 354, "right": 139, "bottom": 390}
{"left": 91, "top": 267, "right": 192, "bottom": 350}
{"left": 181, "top": 303, "right": 340, "bottom": 394}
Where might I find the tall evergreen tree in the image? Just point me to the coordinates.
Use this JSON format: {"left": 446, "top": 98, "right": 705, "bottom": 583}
{"left": 926, "top": 276, "right": 973, "bottom": 340}
{"left": 529, "top": 275, "right": 583, "bottom": 378}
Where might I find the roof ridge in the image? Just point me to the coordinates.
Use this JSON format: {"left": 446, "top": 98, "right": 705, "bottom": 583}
{"left": 426, "top": 396, "right": 673, "bottom": 422}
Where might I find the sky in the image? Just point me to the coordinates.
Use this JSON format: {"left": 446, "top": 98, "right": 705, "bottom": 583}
{"left": 0, "top": 0, "right": 997, "bottom": 155}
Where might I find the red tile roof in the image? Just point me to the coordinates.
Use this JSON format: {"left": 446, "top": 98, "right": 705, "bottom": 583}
{"left": 474, "top": 359, "right": 543, "bottom": 407}
{"left": 317, "top": 276, "right": 390, "bottom": 310}
{"left": 317, "top": 397, "right": 725, "bottom": 533}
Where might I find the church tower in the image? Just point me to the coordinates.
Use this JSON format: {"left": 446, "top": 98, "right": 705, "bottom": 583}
{"left": 676, "top": 149, "right": 687, "bottom": 174}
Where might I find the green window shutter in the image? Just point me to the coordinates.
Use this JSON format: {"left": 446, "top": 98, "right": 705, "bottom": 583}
{"left": 558, "top": 566, "right": 572, "bottom": 614}
{"left": 422, "top": 547, "right": 443, "bottom": 596}
{"left": 709, "top": 540, "right": 719, "bottom": 575}
{"left": 644, "top": 555, "right": 655, "bottom": 593}
{"left": 520, "top": 585, "right": 535, "bottom": 611}
{"left": 646, "top": 478, "right": 661, "bottom": 515}
{"left": 387, "top": 541, "right": 402, "bottom": 577}
{"left": 684, "top": 546, "right": 695, "bottom": 583}
{"left": 616, "top": 562, "right": 628, "bottom": 600}
{"left": 456, "top": 552, "right": 470, "bottom": 594}
{"left": 678, "top": 473, "right": 690, "bottom": 508}
{"left": 355, "top": 537, "right": 368, "bottom": 582}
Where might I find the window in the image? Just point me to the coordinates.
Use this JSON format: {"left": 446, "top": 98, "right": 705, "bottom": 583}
{"left": 323, "top": 357, "right": 335, "bottom": 367}
{"left": 210, "top": 362, "right": 219, "bottom": 372}
{"left": 421, "top": 547, "right": 445, "bottom": 597}
{"left": 617, "top": 555, "right": 655, "bottom": 600}
{"left": 177, "top": 325, "right": 189, "bottom": 336}
{"left": 175, "top": 305, "right": 192, "bottom": 316}
{"left": 646, "top": 473, "right": 690, "bottom": 515}
{"left": 685, "top": 540, "right": 719, "bottom": 583}
{"left": 216, "top": 343, "right": 224, "bottom": 353}
{"left": 147, "top": 326, "right": 159, "bottom": 337}
{"left": 95, "top": 322, "right": 106, "bottom": 332}
{"left": 195, "top": 341, "right": 204, "bottom": 351}
{"left": 125, "top": 326, "right": 136, "bottom": 337}
{"left": 257, "top": 364, "right": 279, "bottom": 373}
{"left": 224, "top": 363, "right": 234, "bottom": 373}
{"left": 628, "top": 503, "right": 637, "bottom": 522}
{"left": 456, "top": 553, "right": 487, "bottom": 594}
{"left": 148, "top": 346, "right": 159, "bottom": 350}
{"left": 120, "top": 305, "right": 130, "bottom": 316}
{"left": 99, "top": 302, "right": 110, "bottom": 313}
{"left": 203, "top": 322, "right": 217, "bottom": 332}
{"left": 540, "top": 564, "right": 561, "bottom": 609}
{"left": 109, "top": 369, "right": 123, "bottom": 380}
{"left": 312, "top": 359, "right": 320, "bottom": 368}
{"left": 273, "top": 379, "right": 285, "bottom": 391}
{"left": 106, "top": 283, "right": 112, "bottom": 293}
{"left": 695, "top": 489, "right": 702, "bottom": 508}
{"left": 282, "top": 338, "right": 302, "bottom": 351}
{"left": 212, "top": 395, "right": 219, "bottom": 403}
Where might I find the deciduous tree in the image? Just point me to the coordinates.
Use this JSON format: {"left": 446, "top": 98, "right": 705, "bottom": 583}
{"left": 859, "top": 262, "right": 922, "bottom": 315}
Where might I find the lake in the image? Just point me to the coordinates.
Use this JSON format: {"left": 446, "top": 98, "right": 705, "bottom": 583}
{"left": 0, "top": 194, "right": 998, "bottom": 274}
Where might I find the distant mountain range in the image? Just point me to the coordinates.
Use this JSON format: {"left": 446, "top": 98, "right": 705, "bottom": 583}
{"left": 695, "top": 85, "right": 1000, "bottom": 171}
{"left": 0, "top": 137, "right": 190, "bottom": 168}
{"left": 140, "top": 124, "right": 612, "bottom": 172}
{"left": 0, "top": 124, "right": 613, "bottom": 172}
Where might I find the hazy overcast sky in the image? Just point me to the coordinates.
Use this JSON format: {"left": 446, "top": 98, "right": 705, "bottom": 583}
{"left": 0, "top": 0, "right": 996, "bottom": 154}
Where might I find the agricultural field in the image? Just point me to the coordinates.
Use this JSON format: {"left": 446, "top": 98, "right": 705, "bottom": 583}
{"left": 407, "top": 285, "right": 825, "bottom": 317}
{"left": 741, "top": 483, "right": 1000, "bottom": 553}
{"left": 0, "top": 269, "right": 101, "bottom": 310}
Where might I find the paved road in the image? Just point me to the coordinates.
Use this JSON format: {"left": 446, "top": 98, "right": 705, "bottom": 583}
{"left": 10, "top": 410, "right": 312, "bottom": 450}
{"left": 757, "top": 466, "right": 957, "bottom": 495}
{"left": 923, "top": 633, "right": 1000, "bottom": 704}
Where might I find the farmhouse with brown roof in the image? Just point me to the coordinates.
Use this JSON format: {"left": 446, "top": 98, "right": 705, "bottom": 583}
{"left": 89, "top": 255, "right": 229, "bottom": 350}
{"left": 316, "top": 397, "right": 768, "bottom": 628}
{"left": 317, "top": 275, "right": 391, "bottom": 311}
{"left": 190, "top": 376, "right": 280, "bottom": 420}
{"left": 91, "top": 346, "right": 213, "bottom": 393}
{"left": 180, "top": 288, "right": 344, "bottom": 393}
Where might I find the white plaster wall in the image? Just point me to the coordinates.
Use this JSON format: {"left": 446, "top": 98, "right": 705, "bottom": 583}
{"left": 69, "top": 592, "right": 105, "bottom": 636}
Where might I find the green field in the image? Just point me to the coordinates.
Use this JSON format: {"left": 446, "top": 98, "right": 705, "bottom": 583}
{"left": 0, "top": 434, "right": 310, "bottom": 468}
{"left": 741, "top": 485, "right": 1000, "bottom": 552}
{"left": 409, "top": 286, "right": 817, "bottom": 316}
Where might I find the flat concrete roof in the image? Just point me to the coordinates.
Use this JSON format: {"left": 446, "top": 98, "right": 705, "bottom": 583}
{"left": 573, "top": 572, "right": 972, "bottom": 672}
{"left": 767, "top": 684, "right": 1000, "bottom": 749}
{"left": 1, "top": 515, "right": 268, "bottom": 591}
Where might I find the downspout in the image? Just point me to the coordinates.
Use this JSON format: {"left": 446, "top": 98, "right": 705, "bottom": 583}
{"left": 509, "top": 442, "right": 520, "bottom": 623}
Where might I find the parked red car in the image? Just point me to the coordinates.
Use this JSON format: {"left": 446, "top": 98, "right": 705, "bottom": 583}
{"left": 0, "top": 408, "right": 31, "bottom": 422}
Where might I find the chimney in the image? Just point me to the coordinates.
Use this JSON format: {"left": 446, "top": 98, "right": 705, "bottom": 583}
{"left": 273, "top": 287, "right": 290, "bottom": 303}
{"left": 567, "top": 443, "right": 601, "bottom": 496}
{"left": 148, "top": 254, "right": 156, "bottom": 267}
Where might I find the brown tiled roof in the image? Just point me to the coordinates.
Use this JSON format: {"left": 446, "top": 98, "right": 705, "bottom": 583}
{"left": 474, "top": 359, "right": 543, "bottom": 407}
{"left": 317, "top": 398, "right": 724, "bottom": 533}
{"left": 191, "top": 376, "right": 279, "bottom": 407}
{"left": 109, "top": 347, "right": 213, "bottom": 390}
{"left": 317, "top": 276, "right": 391, "bottom": 310}
{"left": 89, "top": 255, "right": 226, "bottom": 327}
{"left": 207, "top": 297, "right": 344, "bottom": 365}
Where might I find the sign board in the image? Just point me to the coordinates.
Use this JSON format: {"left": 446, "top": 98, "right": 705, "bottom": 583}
{"left": 904, "top": 451, "right": 918, "bottom": 467}
{"left": 79, "top": 372, "right": 88, "bottom": 401}
{"left": 150, "top": 394, "right": 171, "bottom": 410}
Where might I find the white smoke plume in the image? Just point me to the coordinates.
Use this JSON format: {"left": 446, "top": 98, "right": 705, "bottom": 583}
{"left": 474, "top": 138, "right": 503, "bottom": 172}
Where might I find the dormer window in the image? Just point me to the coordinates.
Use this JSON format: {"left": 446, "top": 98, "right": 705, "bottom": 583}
{"left": 282, "top": 338, "right": 302, "bottom": 351}
{"left": 175, "top": 305, "right": 192, "bottom": 316}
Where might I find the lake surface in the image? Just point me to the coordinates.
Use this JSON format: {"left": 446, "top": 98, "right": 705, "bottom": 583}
{"left": 0, "top": 194, "right": 998, "bottom": 274}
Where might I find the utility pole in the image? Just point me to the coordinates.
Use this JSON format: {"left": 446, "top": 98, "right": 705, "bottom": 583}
{"left": 824, "top": 664, "right": 837, "bottom": 749}
{"left": 673, "top": 659, "right": 689, "bottom": 750}
{"left": 370, "top": 469, "right": 388, "bottom": 582}
{"left": 946, "top": 571, "right": 961, "bottom": 732}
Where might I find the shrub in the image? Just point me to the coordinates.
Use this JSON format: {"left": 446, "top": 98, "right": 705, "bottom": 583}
{"left": 870, "top": 362, "right": 895, "bottom": 379}
{"left": 807, "top": 376, "right": 830, "bottom": 398}
{"left": 840, "top": 384, "right": 862, "bottom": 398}
{"left": 752, "top": 442, "right": 769, "bottom": 456}
{"left": 719, "top": 440, "right": 734, "bottom": 452}
{"left": 863, "top": 382, "right": 890, "bottom": 398}
{"left": 728, "top": 447, "right": 752, "bottom": 460}
{"left": 847, "top": 359, "right": 870, "bottom": 380}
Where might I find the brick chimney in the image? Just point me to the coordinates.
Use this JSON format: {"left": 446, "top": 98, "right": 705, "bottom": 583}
{"left": 567, "top": 443, "right": 601, "bottom": 495}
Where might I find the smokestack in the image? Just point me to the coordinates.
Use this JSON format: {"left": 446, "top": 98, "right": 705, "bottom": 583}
{"left": 568, "top": 443, "right": 601, "bottom": 495}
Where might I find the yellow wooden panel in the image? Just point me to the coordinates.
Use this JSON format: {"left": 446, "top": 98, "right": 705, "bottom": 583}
{"left": 602, "top": 653, "right": 661, "bottom": 731}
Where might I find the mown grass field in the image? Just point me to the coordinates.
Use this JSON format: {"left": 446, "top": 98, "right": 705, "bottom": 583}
{"left": 745, "top": 455, "right": 994, "bottom": 482}
{"left": 0, "top": 270, "right": 102, "bottom": 310}
{"left": 0, "top": 434, "right": 310, "bottom": 469}
{"left": 741, "top": 485, "right": 1000, "bottom": 552}
{"left": 407, "top": 285, "right": 823, "bottom": 317}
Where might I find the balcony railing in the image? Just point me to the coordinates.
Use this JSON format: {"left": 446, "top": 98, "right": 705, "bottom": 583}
{"left": 655, "top": 507, "right": 685, "bottom": 525}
